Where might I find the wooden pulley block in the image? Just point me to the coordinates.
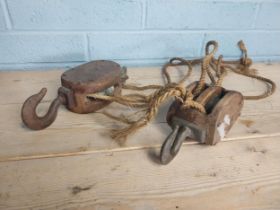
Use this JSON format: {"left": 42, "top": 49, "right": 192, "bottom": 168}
{"left": 21, "top": 60, "right": 128, "bottom": 130}
{"left": 160, "top": 82, "right": 244, "bottom": 164}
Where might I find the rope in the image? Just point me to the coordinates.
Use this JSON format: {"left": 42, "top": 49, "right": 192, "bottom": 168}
{"left": 87, "top": 40, "right": 276, "bottom": 142}
{"left": 111, "top": 83, "right": 187, "bottom": 144}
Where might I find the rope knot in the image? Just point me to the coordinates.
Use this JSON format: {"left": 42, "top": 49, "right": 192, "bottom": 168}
{"left": 181, "top": 99, "right": 206, "bottom": 114}
{"left": 99, "top": 40, "right": 275, "bottom": 142}
{"left": 176, "top": 89, "right": 207, "bottom": 114}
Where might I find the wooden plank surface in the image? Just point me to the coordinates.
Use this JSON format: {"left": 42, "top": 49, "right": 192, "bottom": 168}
{"left": 0, "top": 63, "right": 280, "bottom": 210}
{"left": 0, "top": 136, "right": 280, "bottom": 210}
{"left": 0, "top": 63, "right": 279, "bottom": 161}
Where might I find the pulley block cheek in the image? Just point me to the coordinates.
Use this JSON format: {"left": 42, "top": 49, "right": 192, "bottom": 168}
{"left": 160, "top": 82, "right": 244, "bottom": 165}
{"left": 21, "top": 60, "right": 128, "bottom": 130}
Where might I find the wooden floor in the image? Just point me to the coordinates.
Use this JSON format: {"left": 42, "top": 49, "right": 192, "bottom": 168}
{"left": 0, "top": 63, "right": 279, "bottom": 210}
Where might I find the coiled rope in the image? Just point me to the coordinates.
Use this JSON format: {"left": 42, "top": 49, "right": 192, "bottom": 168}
{"left": 87, "top": 40, "right": 276, "bottom": 143}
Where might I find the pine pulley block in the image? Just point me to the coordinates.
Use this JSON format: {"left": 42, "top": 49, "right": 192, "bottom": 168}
{"left": 21, "top": 60, "right": 128, "bottom": 130}
{"left": 160, "top": 82, "right": 244, "bottom": 164}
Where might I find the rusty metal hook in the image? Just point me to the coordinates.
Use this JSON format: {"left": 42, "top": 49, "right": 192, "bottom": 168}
{"left": 21, "top": 88, "right": 64, "bottom": 130}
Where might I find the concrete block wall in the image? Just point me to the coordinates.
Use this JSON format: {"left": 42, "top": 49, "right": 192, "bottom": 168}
{"left": 0, "top": 0, "right": 279, "bottom": 70}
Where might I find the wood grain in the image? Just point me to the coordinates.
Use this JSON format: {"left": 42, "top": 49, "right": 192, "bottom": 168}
{"left": 0, "top": 136, "right": 280, "bottom": 210}
{"left": 0, "top": 63, "right": 279, "bottom": 210}
{"left": 0, "top": 63, "right": 279, "bottom": 161}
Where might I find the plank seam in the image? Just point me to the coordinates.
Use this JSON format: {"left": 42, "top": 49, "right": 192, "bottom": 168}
{"left": 1, "top": 134, "right": 279, "bottom": 163}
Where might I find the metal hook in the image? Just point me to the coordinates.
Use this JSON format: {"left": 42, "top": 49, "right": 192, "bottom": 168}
{"left": 160, "top": 125, "right": 191, "bottom": 165}
{"left": 21, "top": 88, "right": 63, "bottom": 130}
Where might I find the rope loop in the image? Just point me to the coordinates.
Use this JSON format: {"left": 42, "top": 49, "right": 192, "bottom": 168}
{"left": 88, "top": 40, "right": 276, "bottom": 142}
{"left": 205, "top": 40, "right": 218, "bottom": 55}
